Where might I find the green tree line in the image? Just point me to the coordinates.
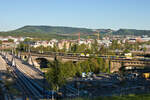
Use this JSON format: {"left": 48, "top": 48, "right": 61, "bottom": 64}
{"left": 45, "top": 57, "right": 110, "bottom": 91}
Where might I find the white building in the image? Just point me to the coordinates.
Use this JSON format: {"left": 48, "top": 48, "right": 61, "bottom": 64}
{"left": 32, "top": 39, "right": 58, "bottom": 48}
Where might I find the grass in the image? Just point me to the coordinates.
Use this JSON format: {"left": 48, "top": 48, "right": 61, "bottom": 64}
{"left": 41, "top": 68, "right": 49, "bottom": 73}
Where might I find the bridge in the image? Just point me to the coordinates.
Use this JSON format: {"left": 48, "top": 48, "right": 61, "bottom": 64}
{"left": 17, "top": 51, "right": 150, "bottom": 73}
{"left": 110, "top": 58, "right": 150, "bottom": 73}
{"left": 17, "top": 52, "right": 89, "bottom": 68}
{"left": 2, "top": 50, "right": 150, "bottom": 73}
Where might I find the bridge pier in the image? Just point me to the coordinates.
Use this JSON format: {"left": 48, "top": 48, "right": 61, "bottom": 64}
{"left": 5, "top": 52, "right": 8, "bottom": 60}
{"left": 17, "top": 52, "right": 21, "bottom": 59}
{"left": 11, "top": 55, "right": 16, "bottom": 67}
{"left": 27, "top": 53, "right": 35, "bottom": 66}
{"left": 1, "top": 50, "right": 4, "bottom": 56}
{"left": 20, "top": 55, "right": 23, "bottom": 60}
{"left": 14, "top": 51, "right": 17, "bottom": 57}
{"left": 11, "top": 49, "right": 14, "bottom": 55}
{"left": 110, "top": 61, "right": 122, "bottom": 73}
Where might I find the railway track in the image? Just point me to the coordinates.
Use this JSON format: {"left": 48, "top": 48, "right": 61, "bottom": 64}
{"left": 7, "top": 53, "right": 44, "bottom": 87}
{"left": 8, "top": 64, "right": 34, "bottom": 99}
{"left": 1, "top": 53, "right": 46, "bottom": 99}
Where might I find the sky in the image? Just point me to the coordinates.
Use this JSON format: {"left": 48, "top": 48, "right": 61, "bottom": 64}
{"left": 0, "top": 0, "right": 150, "bottom": 31}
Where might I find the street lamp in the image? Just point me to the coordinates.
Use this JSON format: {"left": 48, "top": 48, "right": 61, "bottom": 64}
{"left": 42, "top": 72, "right": 46, "bottom": 99}
{"left": 77, "top": 82, "right": 80, "bottom": 97}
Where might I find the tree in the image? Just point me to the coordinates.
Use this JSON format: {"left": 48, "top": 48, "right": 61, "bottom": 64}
{"left": 52, "top": 44, "right": 58, "bottom": 52}
{"left": 91, "top": 39, "right": 98, "bottom": 53}
{"left": 62, "top": 43, "right": 67, "bottom": 52}
{"left": 71, "top": 44, "right": 78, "bottom": 53}
{"left": 143, "top": 47, "right": 147, "bottom": 53}
{"left": 60, "top": 61, "right": 76, "bottom": 79}
{"left": 75, "top": 62, "right": 82, "bottom": 76}
{"left": 75, "top": 57, "right": 109, "bottom": 75}
{"left": 68, "top": 42, "right": 72, "bottom": 52}
{"left": 99, "top": 45, "right": 107, "bottom": 55}
{"left": 8, "top": 39, "right": 14, "bottom": 42}
{"left": 17, "top": 42, "right": 29, "bottom": 51}
{"left": 46, "top": 57, "right": 76, "bottom": 91}
{"left": 123, "top": 49, "right": 130, "bottom": 53}
{"left": 110, "top": 40, "right": 121, "bottom": 50}
{"left": 24, "top": 38, "right": 32, "bottom": 42}
{"left": 0, "top": 40, "right": 2, "bottom": 44}
{"left": 46, "top": 57, "right": 61, "bottom": 91}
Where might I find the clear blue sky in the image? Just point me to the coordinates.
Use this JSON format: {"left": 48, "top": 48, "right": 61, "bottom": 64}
{"left": 0, "top": 0, "right": 150, "bottom": 31}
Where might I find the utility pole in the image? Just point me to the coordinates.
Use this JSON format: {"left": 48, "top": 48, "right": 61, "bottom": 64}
{"left": 77, "top": 82, "right": 80, "bottom": 97}
{"left": 43, "top": 72, "right": 46, "bottom": 99}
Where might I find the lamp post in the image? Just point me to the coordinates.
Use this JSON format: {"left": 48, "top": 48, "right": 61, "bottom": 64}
{"left": 43, "top": 72, "right": 46, "bottom": 99}
{"left": 77, "top": 82, "right": 80, "bottom": 97}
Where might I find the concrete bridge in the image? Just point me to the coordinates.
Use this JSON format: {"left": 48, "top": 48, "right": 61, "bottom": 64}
{"left": 13, "top": 52, "right": 150, "bottom": 73}
{"left": 2, "top": 50, "right": 150, "bottom": 73}
{"left": 110, "top": 59, "right": 150, "bottom": 73}
{"left": 22, "top": 52, "right": 150, "bottom": 73}
{"left": 16, "top": 52, "right": 88, "bottom": 68}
